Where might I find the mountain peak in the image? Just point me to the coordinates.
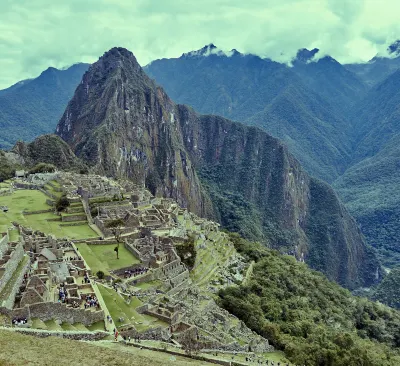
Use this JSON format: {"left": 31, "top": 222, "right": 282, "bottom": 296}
{"left": 294, "top": 48, "right": 320, "bottom": 63}
{"left": 182, "top": 43, "right": 226, "bottom": 58}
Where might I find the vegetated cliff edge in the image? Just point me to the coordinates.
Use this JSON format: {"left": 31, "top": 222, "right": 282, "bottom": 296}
{"left": 55, "top": 47, "right": 381, "bottom": 289}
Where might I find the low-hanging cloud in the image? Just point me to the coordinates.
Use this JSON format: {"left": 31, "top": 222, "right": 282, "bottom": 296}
{"left": 0, "top": 0, "right": 400, "bottom": 88}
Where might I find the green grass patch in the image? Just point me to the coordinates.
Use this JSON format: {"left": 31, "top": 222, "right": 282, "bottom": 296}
{"left": 98, "top": 284, "right": 167, "bottom": 332}
{"left": 8, "top": 229, "right": 20, "bottom": 242}
{"left": 87, "top": 321, "right": 106, "bottom": 331}
{"left": 0, "top": 190, "right": 97, "bottom": 239}
{"left": 76, "top": 243, "right": 139, "bottom": 275}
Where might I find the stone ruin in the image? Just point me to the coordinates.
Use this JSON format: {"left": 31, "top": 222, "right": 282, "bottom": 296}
{"left": 0, "top": 225, "right": 105, "bottom": 330}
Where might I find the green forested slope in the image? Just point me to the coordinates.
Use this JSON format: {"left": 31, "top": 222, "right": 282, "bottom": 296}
{"left": 219, "top": 235, "right": 400, "bottom": 366}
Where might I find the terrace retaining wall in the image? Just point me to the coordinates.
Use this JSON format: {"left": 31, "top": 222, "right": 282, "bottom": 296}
{"left": 2, "top": 258, "right": 30, "bottom": 309}
{"left": 0, "top": 243, "right": 24, "bottom": 295}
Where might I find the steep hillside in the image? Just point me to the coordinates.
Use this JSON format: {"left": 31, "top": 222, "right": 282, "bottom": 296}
{"left": 219, "top": 235, "right": 400, "bottom": 366}
{"left": 334, "top": 136, "right": 400, "bottom": 267}
{"left": 145, "top": 45, "right": 352, "bottom": 182}
{"left": 292, "top": 49, "right": 367, "bottom": 116}
{"left": 333, "top": 69, "right": 400, "bottom": 267}
{"left": 350, "top": 69, "right": 400, "bottom": 161}
{"left": 0, "top": 63, "right": 89, "bottom": 149}
{"left": 56, "top": 47, "right": 381, "bottom": 289}
{"left": 372, "top": 267, "right": 400, "bottom": 309}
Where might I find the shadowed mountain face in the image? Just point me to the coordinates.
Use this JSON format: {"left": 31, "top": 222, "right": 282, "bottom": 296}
{"left": 0, "top": 64, "right": 89, "bottom": 149}
{"left": 55, "top": 47, "right": 382, "bottom": 289}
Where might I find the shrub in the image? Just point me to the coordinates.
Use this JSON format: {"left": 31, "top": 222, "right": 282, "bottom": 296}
{"left": 28, "top": 162, "right": 56, "bottom": 174}
{"left": 55, "top": 194, "right": 70, "bottom": 212}
{"left": 96, "top": 271, "right": 105, "bottom": 280}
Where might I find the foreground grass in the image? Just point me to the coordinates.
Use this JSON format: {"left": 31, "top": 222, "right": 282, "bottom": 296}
{"left": 0, "top": 330, "right": 209, "bottom": 366}
{"left": 76, "top": 243, "right": 139, "bottom": 275}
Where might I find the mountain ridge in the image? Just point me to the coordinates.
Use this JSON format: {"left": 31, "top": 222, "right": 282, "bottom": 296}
{"left": 55, "top": 46, "right": 382, "bottom": 289}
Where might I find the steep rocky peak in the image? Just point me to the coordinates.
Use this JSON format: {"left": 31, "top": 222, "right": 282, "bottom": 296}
{"left": 182, "top": 43, "right": 226, "bottom": 58}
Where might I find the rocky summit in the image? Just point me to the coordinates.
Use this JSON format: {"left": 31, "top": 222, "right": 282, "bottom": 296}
{"left": 55, "top": 47, "right": 381, "bottom": 289}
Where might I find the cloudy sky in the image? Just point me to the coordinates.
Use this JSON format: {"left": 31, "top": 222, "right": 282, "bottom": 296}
{"left": 0, "top": 0, "right": 399, "bottom": 89}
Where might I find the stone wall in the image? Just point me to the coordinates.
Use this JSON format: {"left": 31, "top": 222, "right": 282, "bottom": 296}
{"left": 2, "top": 258, "right": 30, "bottom": 309}
{"left": 10, "top": 328, "right": 108, "bottom": 341}
{"left": 124, "top": 242, "right": 141, "bottom": 259}
{"left": 0, "top": 243, "right": 24, "bottom": 294}
{"left": 0, "top": 233, "right": 8, "bottom": 258}
{"left": 61, "top": 214, "right": 87, "bottom": 222}
{"left": 11, "top": 302, "right": 104, "bottom": 326}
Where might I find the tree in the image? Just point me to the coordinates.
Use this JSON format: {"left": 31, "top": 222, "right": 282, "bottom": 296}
{"left": 105, "top": 218, "right": 125, "bottom": 244}
{"left": 28, "top": 162, "right": 56, "bottom": 174}
{"left": 96, "top": 271, "right": 105, "bottom": 280}
{"left": 55, "top": 194, "right": 70, "bottom": 212}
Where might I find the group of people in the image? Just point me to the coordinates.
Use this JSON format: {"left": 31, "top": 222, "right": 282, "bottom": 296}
{"left": 58, "top": 283, "right": 68, "bottom": 303}
{"left": 65, "top": 256, "right": 81, "bottom": 261}
{"left": 123, "top": 267, "right": 149, "bottom": 278}
{"left": 83, "top": 294, "right": 99, "bottom": 309}
{"left": 12, "top": 317, "right": 28, "bottom": 326}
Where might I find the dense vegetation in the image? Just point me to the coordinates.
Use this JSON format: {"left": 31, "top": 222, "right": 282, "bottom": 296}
{"left": 175, "top": 235, "right": 197, "bottom": 269}
{"left": 218, "top": 234, "right": 400, "bottom": 366}
{"left": 372, "top": 268, "right": 400, "bottom": 309}
{"left": 0, "top": 151, "right": 19, "bottom": 181}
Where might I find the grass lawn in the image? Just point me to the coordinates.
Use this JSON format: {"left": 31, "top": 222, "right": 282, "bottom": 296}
{"left": 0, "top": 329, "right": 208, "bottom": 366}
{"left": 76, "top": 243, "right": 140, "bottom": 275}
{"left": 98, "top": 284, "right": 167, "bottom": 332}
{"left": 8, "top": 228, "right": 20, "bottom": 242}
{"left": 0, "top": 190, "right": 97, "bottom": 239}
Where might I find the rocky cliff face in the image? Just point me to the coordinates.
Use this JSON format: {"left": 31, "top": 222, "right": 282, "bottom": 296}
{"left": 56, "top": 48, "right": 211, "bottom": 216}
{"left": 56, "top": 47, "right": 381, "bottom": 289}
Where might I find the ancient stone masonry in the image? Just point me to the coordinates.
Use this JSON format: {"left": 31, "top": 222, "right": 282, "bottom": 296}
{"left": 1, "top": 172, "right": 274, "bottom": 359}
{"left": 0, "top": 226, "right": 105, "bottom": 329}
{"left": 0, "top": 238, "right": 25, "bottom": 295}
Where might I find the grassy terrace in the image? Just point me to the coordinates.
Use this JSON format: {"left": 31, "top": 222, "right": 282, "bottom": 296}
{"left": 44, "top": 184, "right": 63, "bottom": 198}
{"left": 0, "top": 255, "right": 28, "bottom": 302}
{"left": 75, "top": 243, "right": 140, "bottom": 275}
{"left": 0, "top": 189, "right": 97, "bottom": 239}
{"left": 98, "top": 284, "right": 167, "bottom": 332}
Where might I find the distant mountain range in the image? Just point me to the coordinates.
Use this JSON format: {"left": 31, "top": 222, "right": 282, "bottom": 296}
{"left": 0, "top": 63, "right": 89, "bottom": 149}
{"left": 2, "top": 43, "right": 400, "bottom": 268}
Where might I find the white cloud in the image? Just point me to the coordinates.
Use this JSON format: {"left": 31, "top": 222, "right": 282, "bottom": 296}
{"left": 0, "top": 0, "right": 400, "bottom": 88}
